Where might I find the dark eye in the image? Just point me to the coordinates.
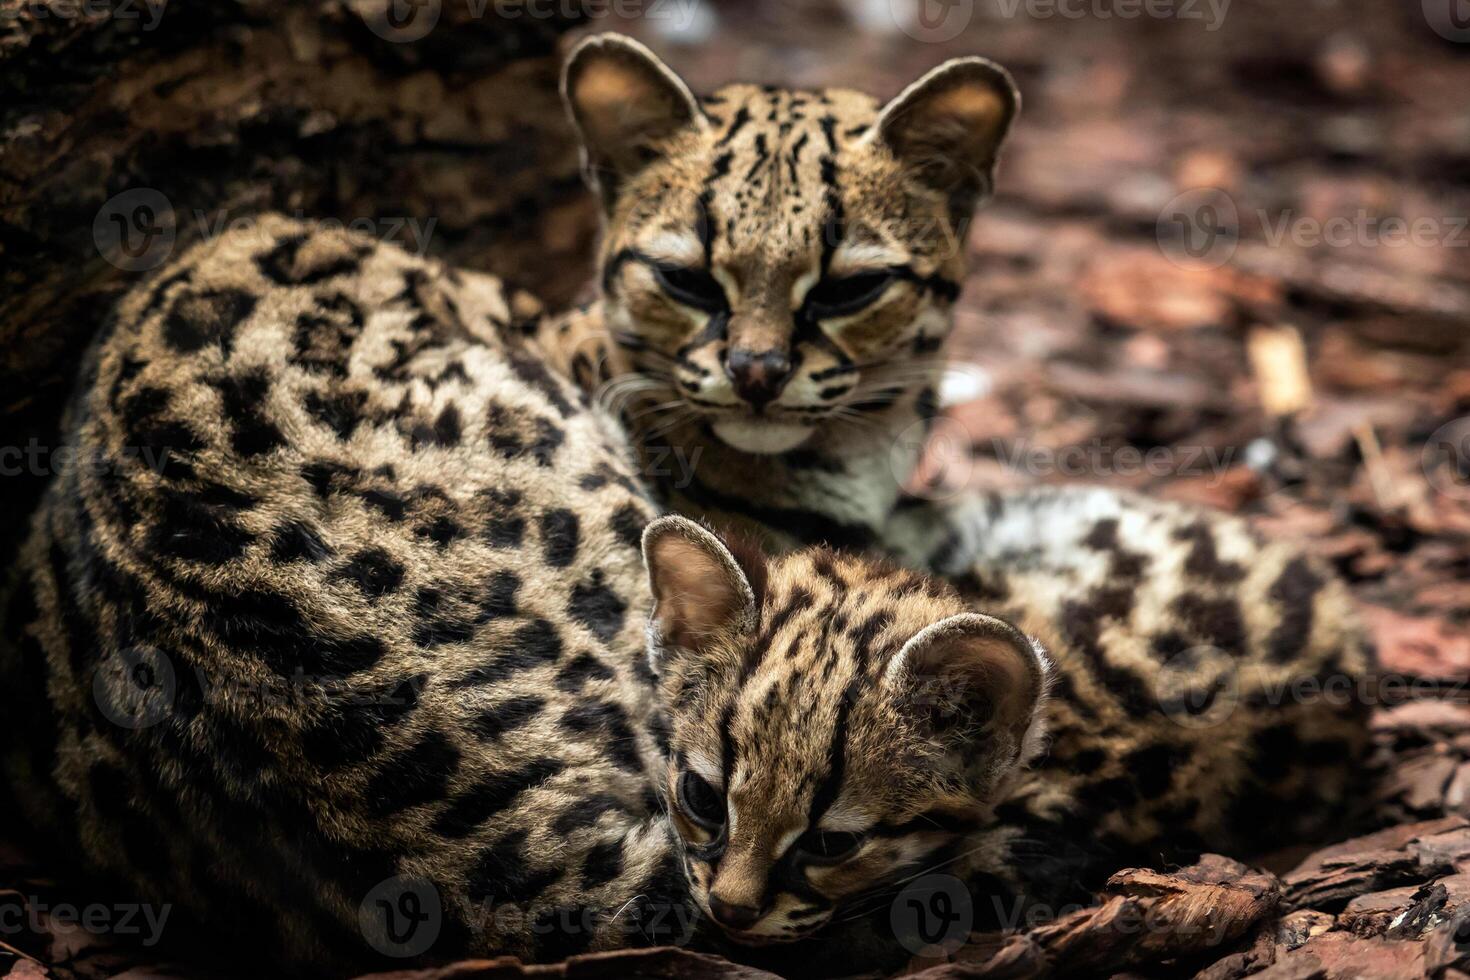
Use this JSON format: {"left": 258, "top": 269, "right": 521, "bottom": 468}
{"left": 677, "top": 770, "right": 727, "bottom": 829}
{"left": 803, "top": 271, "right": 895, "bottom": 318}
{"left": 653, "top": 264, "right": 727, "bottom": 313}
{"left": 795, "top": 828, "right": 865, "bottom": 863}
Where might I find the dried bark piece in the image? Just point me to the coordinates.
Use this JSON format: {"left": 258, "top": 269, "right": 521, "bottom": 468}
{"left": 1253, "top": 932, "right": 1425, "bottom": 980}
{"left": 1284, "top": 817, "right": 1470, "bottom": 912}
{"left": 922, "top": 855, "right": 1280, "bottom": 979}
{"left": 1274, "top": 910, "right": 1336, "bottom": 951}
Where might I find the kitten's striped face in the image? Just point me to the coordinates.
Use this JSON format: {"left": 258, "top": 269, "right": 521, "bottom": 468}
{"left": 564, "top": 36, "right": 1018, "bottom": 455}
{"left": 641, "top": 518, "right": 1048, "bottom": 944}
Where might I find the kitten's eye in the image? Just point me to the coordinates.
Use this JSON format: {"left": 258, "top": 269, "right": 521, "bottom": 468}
{"left": 803, "top": 271, "right": 895, "bottom": 318}
{"left": 795, "top": 828, "right": 865, "bottom": 863}
{"left": 677, "top": 770, "right": 727, "bottom": 829}
{"left": 652, "top": 265, "right": 727, "bottom": 313}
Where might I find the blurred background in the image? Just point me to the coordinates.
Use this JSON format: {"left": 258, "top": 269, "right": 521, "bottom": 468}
{"left": 2, "top": 1, "right": 1470, "bottom": 974}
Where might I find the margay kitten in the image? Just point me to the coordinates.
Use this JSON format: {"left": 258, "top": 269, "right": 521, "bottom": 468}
{"left": 0, "top": 33, "right": 1372, "bottom": 978}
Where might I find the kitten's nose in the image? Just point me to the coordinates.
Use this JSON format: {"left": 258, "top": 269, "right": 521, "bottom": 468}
{"left": 725, "top": 347, "right": 792, "bottom": 409}
{"left": 708, "top": 894, "right": 764, "bottom": 931}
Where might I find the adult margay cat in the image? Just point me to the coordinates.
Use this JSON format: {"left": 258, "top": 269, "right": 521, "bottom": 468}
{"left": 0, "top": 216, "right": 1055, "bottom": 975}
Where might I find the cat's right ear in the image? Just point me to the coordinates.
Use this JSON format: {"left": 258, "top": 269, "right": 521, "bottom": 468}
{"left": 642, "top": 517, "right": 759, "bottom": 662}
{"left": 562, "top": 33, "right": 707, "bottom": 206}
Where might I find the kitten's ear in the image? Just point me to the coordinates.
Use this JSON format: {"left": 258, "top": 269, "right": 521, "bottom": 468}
{"left": 642, "top": 517, "right": 759, "bottom": 657}
{"left": 562, "top": 33, "right": 706, "bottom": 205}
{"left": 874, "top": 57, "right": 1019, "bottom": 224}
{"left": 885, "top": 613, "right": 1048, "bottom": 772}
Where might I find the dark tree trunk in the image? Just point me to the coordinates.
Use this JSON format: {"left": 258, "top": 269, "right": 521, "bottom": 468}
{"left": 0, "top": 0, "right": 598, "bottom": 563}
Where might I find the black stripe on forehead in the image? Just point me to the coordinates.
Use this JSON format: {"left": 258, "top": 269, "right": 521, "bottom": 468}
{"left": 719, "top": 699, "right": 737, "bottom": 789}
{"left": 806, "top": 680, "right": 859, "bottom": 826}
{"left": 717, "top": 105, "right": 751, "bottom": 146}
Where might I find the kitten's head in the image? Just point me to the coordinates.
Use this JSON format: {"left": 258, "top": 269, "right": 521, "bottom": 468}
{"left": 563, "top": 35, "right": 1018, "bottom": 455}
{"left": 640, "top": 516, "right": 1049, "bottom": 945}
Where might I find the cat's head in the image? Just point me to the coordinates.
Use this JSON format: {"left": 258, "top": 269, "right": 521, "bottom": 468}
{"left": 563, "top": 34, "right": 1018, "bottom": 455}
{"left": 640, "top": 516, "right": 1049, "bottom": 944}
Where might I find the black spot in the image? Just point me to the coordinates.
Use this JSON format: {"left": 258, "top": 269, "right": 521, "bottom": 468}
{"left": 580, "top": 840, "right": 625, "bottom": 889}
{"left": 561, "top": 700, "right": 641, "bottom": 773}
{"left": 412, "top": 615, "right": 476, "bottom": 648}
{"left": 848, "top": 609, "right": 894, "bottom": 669}
{"left": 164, "top": 288, "right": 257, "bottom": 354}
{"left": 331, "top": 548, "right": 405, "bottom": 599}
{"left": 150, "top": 490, "right": 255, "bottom": 564}
{"left": 363, "top": 728, "right": 461, "bottom": 816}
{"left": 471, "top": 696, "right": 546, "bottom": 741}
{"left": 302, "top": 459, "right": 359, "bottom": 498}
{"left": 507, "top": 349, "right": 575, "bottom": 419}
{"left": 270, "top": 520, "right": 333, "bottom": 563}
{"left": 256, "top": 233, "right": 365, "bottom": 285}
{"left": 304, "top": 389, "right": 368, "bottom": 440}
{"left": 302, "top": 674, "right": 426, "bottom": 770}
{"left": 450, "top": 619, "right": 562, "bottom": 687}
{"left": 608, "top": 503, "right": 647, "bottom": 552}
{"left": 412, "top": 403, "right": 463, "bottom": 449}
{"left": 1267, "top": 558, "right": 1325, "bottom": 663}
{"left": 479, "top": 570, "right": 520, "bottom": 620}
{"left": 215, "top": 369, "right": 286, "bottom": 457}
{"left": 1083, "top": 519, "right": 1119, "bottom": 550}
{"left": 552, "top": 794, "right": 629, "bottom": 835}
{"left": 120, "top": 386, "right": 206, "bottom": 480}
{"left": 1173, "top": 594, "right": 1247, "bottom": 652}
{"left": 486, "top": 512, "right": 526, "bottom": 548}
{"left": 540, "top": 509, "right": 580, "bottom": 567}
{"left": 555, "top": 652, "right": 615, "bottom": 693}
{"left": 467, "top": 830, "right": 564, "bottom": 904}
{"left": 1176, "top": 521, "right": 1247, "bottom": 583}
{"left": 356, "top": 488, "right": 408, "bottom": 522}
{"left": 568, "top": 572, "right": 626, "bottom": 643}
{"left": 433, "top": 758, "right": 566, "bottom": 838}
{"left": 415, "top": 515, "right": 463, "bottom": 549}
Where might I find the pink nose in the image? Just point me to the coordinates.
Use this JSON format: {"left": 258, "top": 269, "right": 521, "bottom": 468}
{"left": 725, "top": 348, "right": 793, "bottom": 408}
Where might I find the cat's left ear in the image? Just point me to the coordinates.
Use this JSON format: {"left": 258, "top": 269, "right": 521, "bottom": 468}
{"left": 562, "top": 33, "right": 707, "bottom": 206}
{"left": 872, "top": 57, "right": 1019, "bottom": 224}
{"left": 642, "top": 517, "right": 761, "bottom": 662}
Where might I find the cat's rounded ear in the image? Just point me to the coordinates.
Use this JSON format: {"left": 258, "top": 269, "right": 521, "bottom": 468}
{"left": 872, "top": 57, "right": 1019, "bottom": 225}
{"left": 642, "top": 516, "right": 760, "bottom": 657}
{"left": 562, "top": 33, "right": 707, "bottom": 205}
{"left": 884, "top": 612, "right": 1048, "bottom": 762}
